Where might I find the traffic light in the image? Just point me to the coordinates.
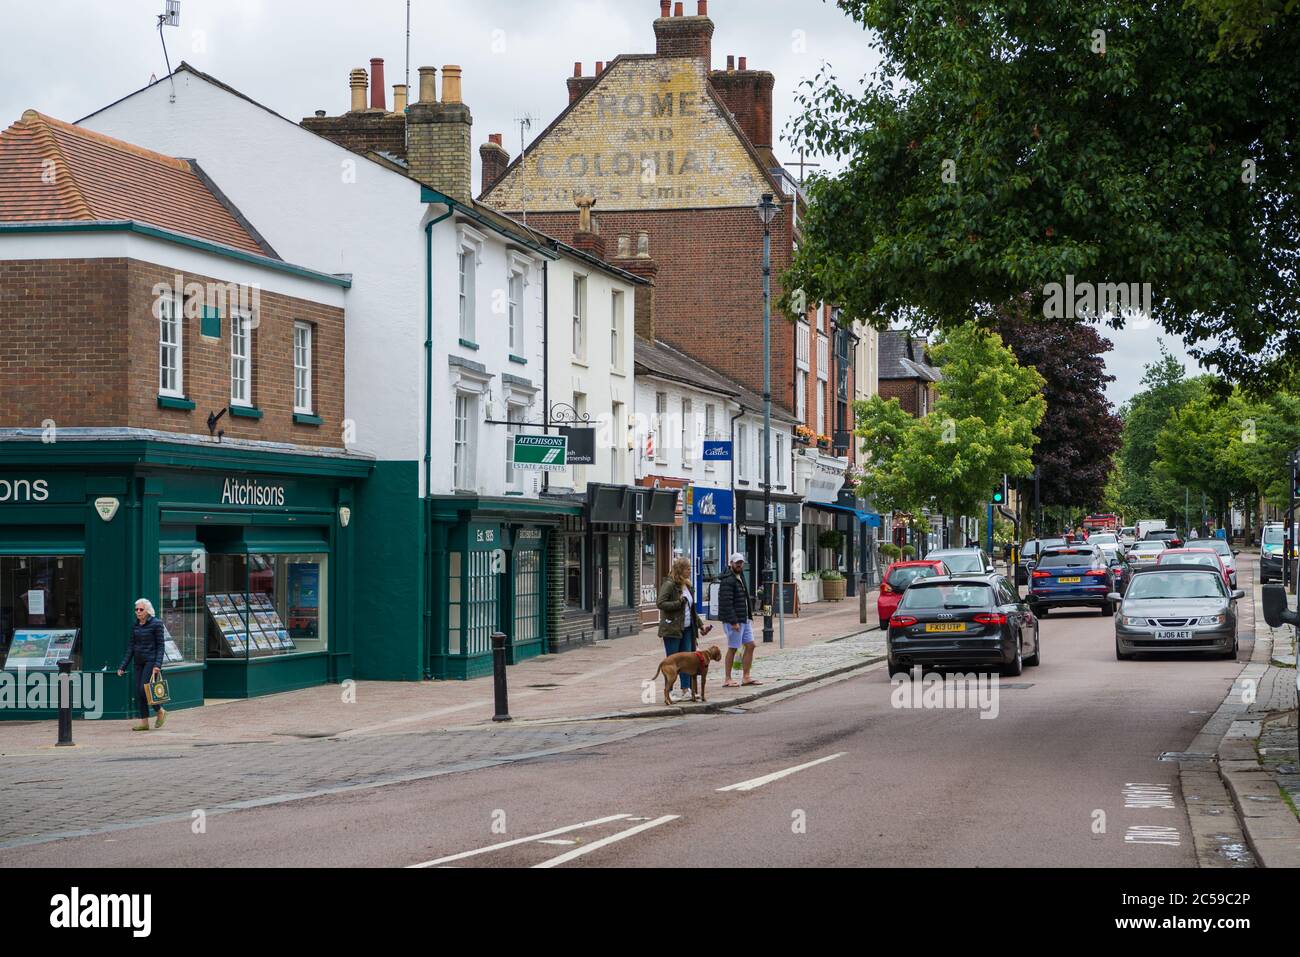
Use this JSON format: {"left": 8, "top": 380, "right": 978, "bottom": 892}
{"left": 991, "top": 475, "right": 1008, "bottom": 505}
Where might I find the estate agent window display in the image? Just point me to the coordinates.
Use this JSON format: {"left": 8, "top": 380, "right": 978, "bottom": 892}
{"left": 0, "top": 555, "right": 83, "bottom": 670}
{"left": 203, "top": 552, "right": 329, "bottom": 659}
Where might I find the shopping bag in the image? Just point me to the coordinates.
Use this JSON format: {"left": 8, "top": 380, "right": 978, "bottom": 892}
{"left": 144, "top": 674, "right": 171, "bottom": 706}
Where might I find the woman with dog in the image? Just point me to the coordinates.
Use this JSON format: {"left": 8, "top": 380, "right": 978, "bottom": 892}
{"left": 657, "top": 556, "right": 711, "bottom": 702}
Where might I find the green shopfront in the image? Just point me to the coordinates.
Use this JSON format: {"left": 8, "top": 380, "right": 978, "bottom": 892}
{"left": 428, "top": 496, "right": 580, "bottom": 679}
{"left": 0, "top": 437, "right": 370, "bottom": 720}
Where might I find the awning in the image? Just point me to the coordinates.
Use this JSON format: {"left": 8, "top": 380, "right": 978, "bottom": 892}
{"left": 808, "top": 501, "right": 882, "bottom": 527}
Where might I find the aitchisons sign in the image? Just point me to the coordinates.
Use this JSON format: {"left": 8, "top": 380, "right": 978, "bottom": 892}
{"left": 486, "top": 58, "right": 768, "bottom": 213}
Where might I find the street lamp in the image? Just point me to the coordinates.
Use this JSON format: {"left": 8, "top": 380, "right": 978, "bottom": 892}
{"left": 757, "top": 192, "right": 779, "bottom": 644}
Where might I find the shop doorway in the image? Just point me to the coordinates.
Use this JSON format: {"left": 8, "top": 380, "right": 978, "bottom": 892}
{"left": 593, "top": 532, "right": 608, "bottom": 641}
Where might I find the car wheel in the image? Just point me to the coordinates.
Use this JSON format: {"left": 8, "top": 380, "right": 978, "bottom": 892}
{"left": 1036, "top": 605, "right": 1048, "bottom": 618}
{"left": 879, "top": 619, "right": 889, "bottom": 631}
{"left": 1102, "top": 599, "right": 1116, "bottom": 617}
{"left": 1115, "top": 637, "right": 1134, "bottom": 661}
{"left": 1025, "top": 628, "right": 1041, "bottom": 666}
{"left": 1002, "top": 645, "right": 1023, "bottom": 677}
{"left": 1221, "top": 635, "right": 1239, "bottom": 660}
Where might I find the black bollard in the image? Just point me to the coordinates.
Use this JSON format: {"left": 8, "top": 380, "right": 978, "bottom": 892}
{"left": 491, "top": 632, "right": 511, "bottom": 722}
{"left": 56, "top": 659, "right": 74, "bottom": 747}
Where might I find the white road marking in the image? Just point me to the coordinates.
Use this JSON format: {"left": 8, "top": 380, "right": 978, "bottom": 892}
{"left": 1124, "top": 783, "right": 1175, "bottom": 809}
{"left": 532, "top": 815, "right": 680, "bottom": 868}
{"left": 407, "top": 814, "right": 631, "bottom": 867}
{"left": 716, "top": 752, "right": 846, "bottom": 792}
{"left": 537, "top": 839, "right": 578, "bottom": 846}
{"left": 1125, "top": 825, "right": 1182, "bottom": 846}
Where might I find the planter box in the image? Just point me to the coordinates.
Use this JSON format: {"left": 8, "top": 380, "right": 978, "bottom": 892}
{"left": 798, "top": 578, "right": 821, "bottom": 604}
{"left": 822, "top": 577, "right": 846, "bottom": 601}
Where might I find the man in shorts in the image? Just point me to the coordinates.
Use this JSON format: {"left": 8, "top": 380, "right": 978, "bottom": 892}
{"left": 716, "top": 552, "right": 761, "bottom": 687}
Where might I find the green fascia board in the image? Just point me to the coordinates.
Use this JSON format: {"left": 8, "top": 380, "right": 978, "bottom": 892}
{"left": 229, "top": 405, "right": 263, "bottom": 419}
{"left": 419, "top": 188, "right": 558, "bottom": 259}
{"left": 0, "top": 438, "right": 373, "bottom": 478}
{"left": 294, "top": 412, "right": 324, "bottom": 426}
{"left": 0, "top": 220, "right": 352, "bottom": 288}
{"left": 509, "top": 354, "right": 528, "bottom": 365}
{"left": 427, "top": 494, "right": 582, "bottom": 522}
{"left": 458, "top": 338, "right": 480, "bottom": 351}
{"left": 157, "top": 395, "right": 197, "bottom": 411}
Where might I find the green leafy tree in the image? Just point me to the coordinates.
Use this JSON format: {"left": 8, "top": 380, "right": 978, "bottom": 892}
{"left": 1154, "top": 391, "right": 1254, "bottom": 529}
{"left": 784, "top": 0, "right": 1300, "bottom": 389}
{"left": 854, "top": 323, "right": 1046, "bottom": 523}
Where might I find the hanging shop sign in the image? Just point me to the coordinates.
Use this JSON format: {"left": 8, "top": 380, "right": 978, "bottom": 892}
{"left": 513, "top": 435, "right": 569, "bottom": 472}
{"left": 702, "top": 440, "right": 733, "bottom": 462}
{"left": 558, "top": 427, "right": 596, "bottom": 465}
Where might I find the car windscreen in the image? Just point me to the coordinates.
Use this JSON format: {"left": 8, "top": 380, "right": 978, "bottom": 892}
{"left": 1158, "top": 553, "right": 1218, "bottom": 568}
{"left": 1038, "top": 552, "right": 1095, "bottom": 568}
{"left": 1186, "top": 539, "right": 1230, "bottom": 556}
{"left": 1089, "top": 534, "right": 1117, "bottom": 545}
{"left": 933, "top": 553, "right": 984, "bottom": 573}
{"left": 887, "top": 566, "right": 940, "bottom": 590}
{"left": 1263, "top": 527, "right": 1284, "bottom": 545}
{"left": 1126, "top": 572, "right": 1225, "bottom": 600}
{"left": 1132, "top": 543, "right": 1166, "bottom": 553}
{"left": 1021, "top": 541, "right": 1038, "bottom": 558}
{"left": 900, "top": 582, "right": 996, "bottom": 610}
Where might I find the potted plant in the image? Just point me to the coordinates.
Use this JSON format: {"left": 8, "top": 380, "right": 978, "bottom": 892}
{"left": 901, "top": 544, "right": 917, "bottom": 558}
{"left": 799, "top": 569, "right": 822, "bottom": 603}
{"left": 820, "top": 569, "right": 846, "bottom": 600}
{"left": 817, "top": 529, "right": 845, "bottom": 552}
{"left": 816, "top": 433, "right": 832, "bottom": 449}
{"left": 795, "top": 425, "right": 816, "bottom": 446}
{"left": 879, "top": 542, "right": 902, "bottom": 562}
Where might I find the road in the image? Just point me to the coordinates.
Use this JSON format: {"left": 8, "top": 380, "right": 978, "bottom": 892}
{"left": 1, "top": 569, "right": 1254, "bottom": 868}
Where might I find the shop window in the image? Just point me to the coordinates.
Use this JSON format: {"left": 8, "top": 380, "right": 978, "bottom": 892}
{"left": 466, "top": 549, "right": 499, "bottom": 655}
{"left": 204, "top": 553, "right": 328, "bottom": 658}
{"left": 608, "top": 534, "right": 629, "bottom": 607}
{"left": 513, "top": 550, "right": 542, "bottom": 646}
{"left": 701, "top": 526, "right": 722, "bottom": 582}
{"left": 448, "top": 552, "right": 463, "bottom": 655}
{"left": 640, "top": 535, "right": 657, "bottom": 605}
{"left": 565, "top": 535, "right": 585, "bottom": 609}
{"left": 159, "top": 553, "right": 206, "bottom": 663}
{"left": 0, "top": 556, "right": 83, "bottom": 670}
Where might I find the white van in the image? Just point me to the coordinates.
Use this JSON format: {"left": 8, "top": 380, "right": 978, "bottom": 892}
{"left": 1136, "top": 519, "right": 1167, "bottom": 540}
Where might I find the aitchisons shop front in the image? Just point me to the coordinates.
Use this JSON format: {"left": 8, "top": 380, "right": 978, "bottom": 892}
{"left": 0, "top": 437, "right": 370, "bottom": 720}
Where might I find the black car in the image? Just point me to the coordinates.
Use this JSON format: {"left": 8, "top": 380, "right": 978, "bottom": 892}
{"left": 1016, "top": 537, "right": 1066, "bottom": 586}
{"left": 1027, "top": 545, "right": 1117, "bottom": 615}
{"left": 886, "top": 573, "right": 1040, "bottom": 677}
{"left": 1145, "top": 529, "right": 1184, "bottom": 548}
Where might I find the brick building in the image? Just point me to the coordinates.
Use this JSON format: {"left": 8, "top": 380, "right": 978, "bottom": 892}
{"left": 0, "top": 111, "right": 367, "bottom": 718}
{"left": 878, "top": 330, "right": 940, "bottom": 418}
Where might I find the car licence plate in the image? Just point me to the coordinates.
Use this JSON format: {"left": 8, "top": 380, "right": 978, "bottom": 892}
{"left": 1156, "top": 630, "right": 1193, "bottom": 641}
{"left": 1058, "top": 577, "right": 1081, "bottom": 584}
{"left": 924, "top": 623, "right": 964, "bottom": 633}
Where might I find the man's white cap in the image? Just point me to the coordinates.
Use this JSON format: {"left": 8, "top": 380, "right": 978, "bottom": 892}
{"left": 729, "top": 552, "right": 746, "bottom": 564}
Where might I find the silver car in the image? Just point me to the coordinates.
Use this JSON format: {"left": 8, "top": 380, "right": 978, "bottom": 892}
{"left": 1185, "top": 538, "right": 1238, "bottom": 587}
{"left": 1125, "top": 539, "right": 1167, "bottom": 573}
{"left": 1113, "top": 567, "right": 1242, "bottom": 659}
{"left": 926, "top": 548, "right": 996, "bottom": 576}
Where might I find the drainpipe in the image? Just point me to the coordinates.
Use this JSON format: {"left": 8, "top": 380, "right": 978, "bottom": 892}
{"left": 542, "top": 259, "right": 550, "bottom": 493}
{"left": 423, "top": 204, "right": 452, "bottom": 679}
{"left": 729, "top": 405, "right": 744, "bottom": 562}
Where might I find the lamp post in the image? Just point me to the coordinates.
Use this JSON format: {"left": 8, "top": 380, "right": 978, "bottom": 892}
{"left": 758, "top": 192, "right": 779, "bottom": 644}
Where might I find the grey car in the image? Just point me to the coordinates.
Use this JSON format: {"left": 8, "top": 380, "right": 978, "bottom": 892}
{"left": 1113, "top": 567, "right": 1242, "bottom": 660}
{"left": 927, "top": 548, "right": 996, "bottom": 576}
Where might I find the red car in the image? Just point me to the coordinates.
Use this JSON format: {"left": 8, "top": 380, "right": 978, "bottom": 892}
{"left": 877, "top": 559, "right": 951, "bottom": 629}
{"left": 1156, "top": 548, "right": 1231, "bottom": 587}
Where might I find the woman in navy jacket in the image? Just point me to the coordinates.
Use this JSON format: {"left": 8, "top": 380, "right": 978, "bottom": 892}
{"left": 117, "top": 599, "right": 167, "bottom": 731}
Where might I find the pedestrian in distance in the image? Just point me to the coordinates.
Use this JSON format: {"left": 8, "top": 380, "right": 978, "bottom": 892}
{"left": 657, "top": 557, "right": 712, "bottom": 702}
{"left": 117, "top": 598, "right": 167, "bottom": 731}
{"left": 717, "top": 552, "right": 761, "bottom": 687}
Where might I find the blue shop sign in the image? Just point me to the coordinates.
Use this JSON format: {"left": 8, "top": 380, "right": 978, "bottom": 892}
{"left": 702, "top": 440, "right": 733, "bottom": 462}
{"left": 685, "top": 486, "right": 733, "bottom": 524}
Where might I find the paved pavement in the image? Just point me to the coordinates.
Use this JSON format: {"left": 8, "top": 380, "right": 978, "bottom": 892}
{"left": 0, "top": 581, "right": 1253, "bottom": 867}
{"left": 0, "top": 594, "right": 879, "bottom": 754}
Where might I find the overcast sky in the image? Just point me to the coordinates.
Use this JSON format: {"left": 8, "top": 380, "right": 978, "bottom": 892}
{"left": 1, "top": 0, "right": 1200, "bottom": 405}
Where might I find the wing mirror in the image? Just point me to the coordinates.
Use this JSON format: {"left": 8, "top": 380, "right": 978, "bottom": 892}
{"left": 1262, "top": 584, "right": 1297, "bottom": 627}
{"left": 1106, "top": 592, "right": 1122, "bottom": 602}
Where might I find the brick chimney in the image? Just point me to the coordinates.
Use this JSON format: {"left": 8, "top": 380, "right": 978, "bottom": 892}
{"left": 369, "top": 58, "right": 387, "bottom": 111}
{"left": 710, "top": 56, "right": 775, "bottom": 150}
{"left": 302, "top": 63, "right": 407, "bottom": 159}
{"left": 571, "top": 195, "right": 607, "bottom": 259}
{"left": 655, "top": 0, "right": 713, "bottom": 63}
{"left": 407, "top": 65, "right": 474, "bottom": 204}
{"left": 480, "top": 133, "right": 510, "bottom": 196}
{"left": 615, "top": 230, "right": 658, "bottom": 341}
{"left": 348, "top": 68, "right": 368, "bottom": 113}
{"left": 567, "top": 62, "right": 598, "bottom": 104}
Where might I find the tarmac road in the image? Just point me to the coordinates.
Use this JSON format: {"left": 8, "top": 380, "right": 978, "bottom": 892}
{"left": 3, "top": 576, "right": 1252, "bottom": 868}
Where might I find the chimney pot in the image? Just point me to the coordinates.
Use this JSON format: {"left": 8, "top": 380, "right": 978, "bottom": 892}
{"left": 392, "top": 84, "right": 408, "bottom": 113}
{"left": 489, "top": 132, "right": 503, "bottom": 146}
{"left": 698, "top": 0, "right": 708, "bottom": 14}
{"left": 314, "top": 109, "right": 326, "bottom": 117}
{"left": 417, "top": 66, "right": 437, "bottom": 104}
{"left": 727, "top": 55, "right": 735, "bottom": 71}
{"left": 617, "top": 233, "right": 631, "bottom": 258}
{"left": 637, "top": 231, "right": 650, "bottom": 258}
{"left": 674, "top": 2, "right": 684, "bottom": 15}
{"left": 739, "top": 56, "right": 747, "bottom": 70}
{"left": 660, "top": 0, "right": 670, "bottom": 16}
{"left": 349, "top": 68, "right": 368, "bottom": 112}
{"left": 441, "top": 64, "right": 463, "bottom": 104}
{"left": 596, "top": 61, "right": 604, "bottom": 73}
{"left": 574, "top": 61, "right": 583, "bottom": 77}
{"left": 369, "top": 58, "right": 386, "bottom": 111}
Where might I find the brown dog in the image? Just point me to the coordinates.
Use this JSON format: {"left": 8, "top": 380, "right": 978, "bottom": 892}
{"left": 652, "top": 645, "right": 722, "bottom": 705}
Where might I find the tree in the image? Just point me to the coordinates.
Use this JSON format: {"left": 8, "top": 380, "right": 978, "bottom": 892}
{"left": 1154, "top": 391, "right": 1254, "bottom": 529}
{"left": 854, "top": 323, "right": 1046, "bottom": 524}
{"left": 785, "top": 0, "right": 1300, "bottom": 389}
{"left": 994, "top": 309, "right": 1123, "bottom": 513}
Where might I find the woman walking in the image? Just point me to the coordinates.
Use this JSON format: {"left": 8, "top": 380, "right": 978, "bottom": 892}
{"left": 117, "top": 598, "right": 167, "bottom": 731}
{"left": 656, "top": 556, "right": 711, "bottom": 702}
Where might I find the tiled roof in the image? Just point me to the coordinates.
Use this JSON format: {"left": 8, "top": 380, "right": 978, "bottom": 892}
{"left": 0, "top": 110, "right": 269, "bottom": 256}
{"left": 635, "top": 336, "right": 798, "bottom": 424}
{"left": 878, "top": 329, "right": 940, "bottom": 382}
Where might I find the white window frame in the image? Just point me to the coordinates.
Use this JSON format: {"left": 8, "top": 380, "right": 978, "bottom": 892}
{"left": 681, "top": 397, "right": 693, "bottom": 470}
{"left": 796, "top": 369, "right": 807, "bottom": 423}
{"left": 505, "top": 402, "right": 525, "bottom": 488}
{"left": 230, "top": 309, "right": 252, "bottom": 408}
{"left": 611, "top": 401, "right": 625, "bottom": 484}
{"left": 293, "top": 321, "right": 313, "bottom": 414}
{"left": 453, "top": 392, "right": 477, "bottom": 492}
{"left": 508, "top": 269, "right": 524, "bottom": 354}
{"left": 816, "top": 381, "right": 825, "bottom": 435}
{"left": 572, "top": 274, "right": 588, "bottom": 361}
{"left": 611, "top": 290, "right": 625, "bottom": 372}
{"left": 737, "top": 424, "right": 748, "bottom": 481}
{"left": 654, "top": 391, "right": 668, "bottom": 464}
{"left": 704, "top": 404, "right": 717, "bottom": 472}
{"left": 776, "top": 432, "right": 786, "bottom": 485}
{"left": 158, "top": 294, "right": 183, "bottom": 397}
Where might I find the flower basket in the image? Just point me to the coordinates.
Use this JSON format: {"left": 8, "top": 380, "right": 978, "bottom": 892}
{"left": 820, "top": 572, "right": 846, "bottom": 601}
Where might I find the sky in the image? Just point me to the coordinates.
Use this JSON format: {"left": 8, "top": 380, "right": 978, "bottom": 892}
{"left": 0, "top": 0, "right": 1200, "bottom": 406}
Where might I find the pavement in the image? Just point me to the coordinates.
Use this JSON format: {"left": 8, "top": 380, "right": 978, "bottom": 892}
{"left": 1193, "top": 551, "right": 1300, "bottom": 867}
{"left": 0, "top": 590, "right": 883, "bottom": 755}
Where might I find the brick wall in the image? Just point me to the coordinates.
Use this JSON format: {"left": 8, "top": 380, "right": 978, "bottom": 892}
{"left": 879, "top": 377, "right": 924, "bottom": 417}
{"left": 519, "top": 207, "right": 798, "bottom": 416}
{"left": 0, "top": 257, "right": 344, "bottom": 444}
{"left": 300, "top": 112, "right": 407, "bottom": 161}
{"left": 407, "top": 102, "right": 473, "bottom": 205}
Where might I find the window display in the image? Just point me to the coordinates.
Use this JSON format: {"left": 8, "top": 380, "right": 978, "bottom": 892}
{"left": 1, "top": 556, "right": 83, "bottom": 670}
{"left": 159, "top": 552, "right": 206, "bottom": 663}
{"left": 565, "top": 535, "right": 584, "bottom": 609}
{"left": 608, "top": 534, "right": 629, "bottom": 607}
{"left": 205, "top": 552, "right": 328, "bottom": 658}
{"left": 513, "top": 549, "right": 541, "bottom": 646}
